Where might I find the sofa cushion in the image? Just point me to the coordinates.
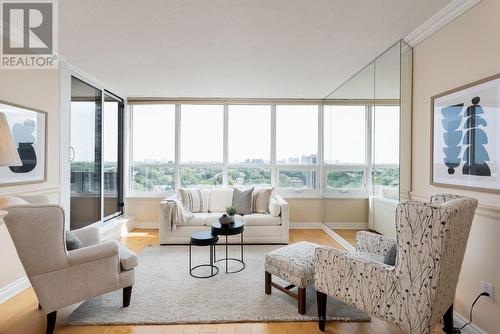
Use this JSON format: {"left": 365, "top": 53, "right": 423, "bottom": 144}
{"left": 179, "top": 188, "right": 209, "bottom": 213}
{"left": 205, "top": 212, "right": 242, "bottom": 226}
{"left": 243, "top": 213, "right": 281, "bottom": 226}
{"left": 119, "top": 244, "right": 138, "bottom": 271}
{"left": 178, "top": 212, "right": 206, "bottom": 226}
{"left": 209, "top": 189, "right": 233, "bottom": 212}
{"left": 252, "top": 188, "right": 273, "bottom": 213}
{"left": 0, "top": 196, "right": 28, "bottom": 209}
{"left": 232, "top": 188, "right": 253, "bottom": 215}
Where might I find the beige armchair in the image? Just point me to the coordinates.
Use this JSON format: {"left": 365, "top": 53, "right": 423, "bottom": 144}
{"left": 314, "top": 194, "right": 478, "bottom": 334}
{"left": 4, "top": 204, "right": 138, "bottom": 334}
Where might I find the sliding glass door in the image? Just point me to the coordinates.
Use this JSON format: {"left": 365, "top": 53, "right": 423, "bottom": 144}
{"left": 103, "top": 92, "right": 124, "bottom": 220}
{"left": 70, "top": 77, "right": 124, "bottom": 230}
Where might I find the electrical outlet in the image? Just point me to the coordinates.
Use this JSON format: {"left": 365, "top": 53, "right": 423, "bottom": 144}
{"left": 480, "top": 280, "right": 494, "bottom": 302}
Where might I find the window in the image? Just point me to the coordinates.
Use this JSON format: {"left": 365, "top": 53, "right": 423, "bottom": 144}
{"left": 324, "top": 105, "right": 367, "bottom": 193}
{"left": 373, "top": 105, "right": 400, "bottom": 191}
{"left": 278, "top": 170, "right": 316, "bottom": 189}
{"left": 180, "top": 167, "right": 223, "bottom": 187}
{"left": 276, "top": 105, "right": 318, "bottom": 165}
{"left": 326, "top": 170, "right": 365, "bottom": 189}
{"left": 324, "top": 105, "right": 366, "bottom": 164}
{"left": 131, "top": 104, "right": 175, "bottom": 193}
{"left": 181, "top": 104, "right": 223, "bottom": 164}
{"left": 128, "top": 100, "right": 400, "bottom": 197}
{"left": 228, "top": 105, "right": 270, "bottom": 164}
{"left": 228, "top": 168, "right": 271, "bottom": 187}
{"left": 373, "top": 106, "right": 399, "bottom": 165}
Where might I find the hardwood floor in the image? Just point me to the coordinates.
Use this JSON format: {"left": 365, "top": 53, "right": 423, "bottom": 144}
{"left": 0, "top": 229, "right": 444, "bottom": 334}
{"left": 331, "top": 229, "right": 369, "bottom": 246}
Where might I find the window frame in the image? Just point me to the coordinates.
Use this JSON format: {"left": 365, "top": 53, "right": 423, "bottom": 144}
{"left": 127, "top": 99, "right": 399, "bottom": 199}
{"left": 322, "top": 104, "right": 371, "bottom": 197}
{"left": 128, "top": 104, "right": 177, "bottom": 196}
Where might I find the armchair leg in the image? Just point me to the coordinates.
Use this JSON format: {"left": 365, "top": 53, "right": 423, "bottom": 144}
{"left": 316, "top": 290, "right": 327, "bottom": 332}
{"left": 46, "top": 311, "right": 56, "bottom": 334}
{"left": 443, "top": 304, "right": 454, "bottom": 334}
{"left": 298, "top": 287, "right": 306, "bottom": 315}
{"left": 265, "top": 271, "right": 271, "bottom": 295}
{"left": 123, "top": 286, "right": 133, "bottom": 307}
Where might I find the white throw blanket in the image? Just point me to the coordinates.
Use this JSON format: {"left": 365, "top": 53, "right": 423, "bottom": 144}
{"left": 161, "top": 197, "right": 194, "bottom": 231}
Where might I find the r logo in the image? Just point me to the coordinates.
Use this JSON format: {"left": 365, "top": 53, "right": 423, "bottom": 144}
{"left": 2, "top": 2, "right": 53, "bottom": 55}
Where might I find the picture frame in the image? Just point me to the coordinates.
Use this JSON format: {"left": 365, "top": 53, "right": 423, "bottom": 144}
{"left": 431, "top": 73, "right": 500, "bottom": 193}
{"left": 0, "top": 100, "right": 47, "bottom": 186}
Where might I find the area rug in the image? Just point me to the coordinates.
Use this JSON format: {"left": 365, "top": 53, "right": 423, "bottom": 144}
{"left": 65, "top": 245, "right": 370, "bottom": 325}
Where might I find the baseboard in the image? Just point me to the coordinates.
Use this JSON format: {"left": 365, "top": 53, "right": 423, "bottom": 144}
{"left": 131, "top": 221, "right": 158, "bottom": 230}
{"left": 454, "top": 311, "right": 487, "bottom": 334}
{"left": 321, "top": 225, "right": 356, "bottom": 252}
{"left": 99, "top": 215, "right": 135, "bottom": 239}
{"left": 289, "top": 222, "right": 323, "bottom": 229}
{"left": 0, "top": 276, "right": 30, "bottom": 304}
{"left": 324, "top": 222, "right": 369, "bottom": 229}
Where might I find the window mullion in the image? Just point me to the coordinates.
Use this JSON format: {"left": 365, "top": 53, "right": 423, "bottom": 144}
{"left": 318, "top": 104, "right": 324, "bottom": 195}
{"left": 366, "top": 105, "right": 373, "bottom": 193}
{"left": 175, "top": 104, "right": 181, "bottom": 190}
{"left": 271, "top": 104, "right": 277, "bottom": 187}
{"left": 223, "top": 104, "right": 229, "bottom": 186}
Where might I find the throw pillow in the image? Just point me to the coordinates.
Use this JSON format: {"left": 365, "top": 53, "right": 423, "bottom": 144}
{"left": 232, "top": 188, "right": 254, "bottom": 215}
{"left": 269, "top": 199, "right": 281, "bottom": 217}
{"left": 179, "top": 188, "right": 209, "bottom": 213}
{"left": 252, "top": 188, "right": 274, "bottom": 213}
{"left": 383, "top": 243, "right": 397, "bottom": 266}
{"left": 66, "top": 231, "right": 84, "bottom": 251}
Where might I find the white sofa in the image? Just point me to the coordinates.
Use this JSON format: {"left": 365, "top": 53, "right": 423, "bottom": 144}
{"left": 368, "top": 188, "right": 399, "bottom": 238}
{"left": 159, "top": 188, "right": 289, "bottom": 244}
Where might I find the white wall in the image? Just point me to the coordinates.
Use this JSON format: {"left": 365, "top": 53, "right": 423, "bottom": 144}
{"left": 412, "top": 0, "right": 500, "bottom": 332}
{"left": 0, "top": 68, "right": 60, "bottom": 296}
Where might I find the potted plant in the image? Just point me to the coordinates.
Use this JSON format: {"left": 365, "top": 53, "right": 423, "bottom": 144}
{"left": 226, "top": 206, "right": 237, "bottom": 222}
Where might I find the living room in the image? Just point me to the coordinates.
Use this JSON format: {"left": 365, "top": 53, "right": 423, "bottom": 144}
{"left": 0, "top": 0, "right": 499, "bottom": 333}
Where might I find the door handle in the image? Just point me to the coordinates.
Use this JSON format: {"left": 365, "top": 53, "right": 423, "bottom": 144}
{"left": 69, "top": 146, "right": 75, "bottom": 162}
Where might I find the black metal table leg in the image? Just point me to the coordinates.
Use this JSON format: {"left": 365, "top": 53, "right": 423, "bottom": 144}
{"left": 189, "top": 232, "right": 219, "bottom": 279}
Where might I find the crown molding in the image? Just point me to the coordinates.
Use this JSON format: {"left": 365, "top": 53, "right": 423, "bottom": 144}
{"left": 404, "top": 0, "right": 481, "bottom": 47}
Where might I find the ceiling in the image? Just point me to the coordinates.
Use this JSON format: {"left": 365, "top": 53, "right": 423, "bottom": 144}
{"left": 59, "top": 0, "right": 452, "bottom": 99}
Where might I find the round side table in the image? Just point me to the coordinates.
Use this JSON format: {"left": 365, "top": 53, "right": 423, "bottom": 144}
{"left": 211, "top": 219, "right": 245, "bottom": 274}
{"left": 189, "top": 231, "right": 219, "bottom": 279}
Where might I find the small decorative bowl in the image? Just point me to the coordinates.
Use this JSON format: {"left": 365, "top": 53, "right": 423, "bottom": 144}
{"left": 219, "top": 214, "right": 233, "bottom": 226}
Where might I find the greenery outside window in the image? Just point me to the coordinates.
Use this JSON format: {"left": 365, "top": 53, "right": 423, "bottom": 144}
{"left": 132, "top": 165, "right": 175, "bottom": 192}
{"left": 278, "top": 170, "right": 316, "bottom": 190}
{"left": 180, "top": 167, "right": 223, "bottom": 187}
{"left": 326, "top": 170, "right": 365, "bottom": 190}
{"left": 227, "top": 167, "right": 271, "bottom": 187}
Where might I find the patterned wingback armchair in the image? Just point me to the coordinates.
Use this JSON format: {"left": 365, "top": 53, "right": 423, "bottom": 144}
{"left": 314, "top": 194, "right": 478, "bottom": 334}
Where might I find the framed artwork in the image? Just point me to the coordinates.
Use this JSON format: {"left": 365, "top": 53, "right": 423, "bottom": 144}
{"left": 431, "top": 74, "right": 500, "bottom": 193}
{"left": 0, "top": 101, "right": 47, "bottom": 186}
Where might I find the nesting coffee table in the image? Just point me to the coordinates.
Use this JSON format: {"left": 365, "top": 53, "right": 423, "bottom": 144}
{"left": 189, "top": 231, "right": 219, "bottom": 279}
{"left": 211, "top": 219, "right": 245, "bottom": 274}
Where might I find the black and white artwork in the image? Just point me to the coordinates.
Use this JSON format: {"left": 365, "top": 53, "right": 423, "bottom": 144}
{"left": 0, "top": 102, "right": 46, "bottom": 185}
{"left": 433, "top": 75, "right": 499, "bottom": 192}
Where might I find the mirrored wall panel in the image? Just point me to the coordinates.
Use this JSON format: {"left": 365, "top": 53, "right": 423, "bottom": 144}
{"left": 324, "top": 41, "right": 412, "bottom": 238}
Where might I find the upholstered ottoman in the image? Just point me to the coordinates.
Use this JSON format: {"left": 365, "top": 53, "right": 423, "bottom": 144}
{"left": 264, "top": 241, "right": 318, "bottom": 314}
